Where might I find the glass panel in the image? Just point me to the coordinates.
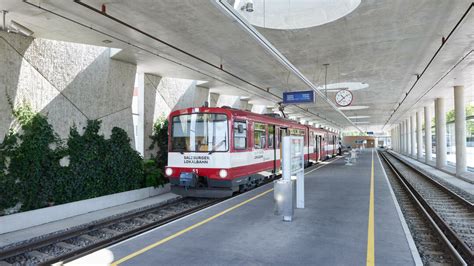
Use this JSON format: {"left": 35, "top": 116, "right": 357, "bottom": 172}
{"left": 268, "top": 125, "right": 275, "bottom": 148}
{"left": 171, "top": 113, "right": 228, "bottom": 152}
{"left": 254, "top": 123, "right": 266, "bottom": 149}
{"left": 446, "top": 121, "right": 455, "bottom": 165}
{"left": 234, "top": 121, "right": 247, "bottom": 150}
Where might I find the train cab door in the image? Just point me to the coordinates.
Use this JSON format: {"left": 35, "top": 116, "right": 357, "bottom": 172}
{"left": 268, "top": 125, "right": 276, "bottom": 174}
{"left": 278, "top": 127, "right": 288, "bottom": 172}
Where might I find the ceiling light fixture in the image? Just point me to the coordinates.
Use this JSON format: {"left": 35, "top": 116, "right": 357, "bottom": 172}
{"left": 241, "top": 0, "right": 254, "bottom": 12}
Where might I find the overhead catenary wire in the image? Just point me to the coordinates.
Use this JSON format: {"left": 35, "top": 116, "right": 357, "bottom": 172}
{"left": 22, "top": 0, "right": 343, "bottom": 129}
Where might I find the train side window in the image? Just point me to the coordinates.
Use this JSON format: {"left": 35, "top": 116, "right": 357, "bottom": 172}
{"left": 234, "top": 121, "right": 247, "bottom": 150}
{"left": 254, "top": 123, "right": 266, "bottom": 149}
{"left": 268, "top": 125, "right": 275, "bottom": 148}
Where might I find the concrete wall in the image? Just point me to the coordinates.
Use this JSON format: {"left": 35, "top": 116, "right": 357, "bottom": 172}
{"left": 0, "top": 184, "right": 170, "bottom": 234}
{"left": 0, "top": 32, "right": 136, "bottom": 143}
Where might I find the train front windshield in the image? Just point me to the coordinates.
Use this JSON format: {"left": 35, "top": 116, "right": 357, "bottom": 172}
{"left": 171, "top": 113, "right": 228, "bottom": 152}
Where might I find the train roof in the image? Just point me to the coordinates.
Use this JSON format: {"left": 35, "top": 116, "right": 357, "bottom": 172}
{"left": 169, "top": 107, "right": 336, "bottom": 134}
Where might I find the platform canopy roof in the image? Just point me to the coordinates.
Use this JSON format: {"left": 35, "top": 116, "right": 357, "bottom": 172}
{"left": 2, "top": 0, "right": 473, "bottom": 132}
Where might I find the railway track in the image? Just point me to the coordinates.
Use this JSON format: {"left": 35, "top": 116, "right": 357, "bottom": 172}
{"left": 0, "top": 197, "right": 219, "bottom": 265}
{"left": 379, "top": 150, "right": 473, "bottom": 265}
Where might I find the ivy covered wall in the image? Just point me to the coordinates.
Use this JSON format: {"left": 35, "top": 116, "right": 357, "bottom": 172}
{"left": 0, "top": 103, "right": 167, "bottom": 215}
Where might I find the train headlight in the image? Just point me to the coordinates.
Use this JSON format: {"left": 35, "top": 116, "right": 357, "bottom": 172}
{"left": 165, "top": 168, "right": 173, "bottom": 176}
{"left": 219, "top": 169, "right": 228, "bottom": 178}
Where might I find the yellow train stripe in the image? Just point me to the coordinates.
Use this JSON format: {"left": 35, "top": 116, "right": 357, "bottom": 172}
{"left": 366, "top": 149, "right": 375, "bottom": 266}
{"left": 112, "top": 188, "right": 273, "bottom": 265}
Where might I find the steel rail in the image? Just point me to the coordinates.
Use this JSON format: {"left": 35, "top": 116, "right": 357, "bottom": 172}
{"left": 379, "top": 151, "right": 472, "bottom": 265}
{"left": 0, "top": 198, "right": 218, "bottom": 261}
{"left": 387, "top": 151, "right": 473, "bottom": 208}
{"left": 41, "top": 199, "right": 221, "bottom": 265}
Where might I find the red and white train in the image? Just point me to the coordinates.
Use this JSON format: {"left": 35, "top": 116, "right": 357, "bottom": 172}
{"left": 165, "top": 107, "right": 339, "bottom": 197}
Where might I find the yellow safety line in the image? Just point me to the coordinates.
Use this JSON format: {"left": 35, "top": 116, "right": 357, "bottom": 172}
{"left": 366, "top": 149, "right": 375, "bottom": 266}
{"left": 112, "top": 155, "right": 341, "bottom": 265}
{"left": 112, "top": 189, "right": 273, "bottom": 265}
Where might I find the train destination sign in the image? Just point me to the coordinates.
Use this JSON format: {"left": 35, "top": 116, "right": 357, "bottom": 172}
{"left": 282, "top": 90, "right": 315, "bottom": 104}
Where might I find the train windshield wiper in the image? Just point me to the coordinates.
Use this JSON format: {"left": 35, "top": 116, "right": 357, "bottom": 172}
{"left": 208, "top": 139, "right": 226, "bottom": 154}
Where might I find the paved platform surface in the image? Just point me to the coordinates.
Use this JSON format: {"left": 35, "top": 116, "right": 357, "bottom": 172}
{"left": 75, "top": 150, "right": 419, "bottom": 265}
{"left": 0, "top": 193, "right": 179, "bottom": 248}
{"left": 388, "top": 150, "right": 474, "bottom": 194}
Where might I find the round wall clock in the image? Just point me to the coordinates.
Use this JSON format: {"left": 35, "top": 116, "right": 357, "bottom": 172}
{"left": 335, "top": 89, "right": 353, "bottom": 107}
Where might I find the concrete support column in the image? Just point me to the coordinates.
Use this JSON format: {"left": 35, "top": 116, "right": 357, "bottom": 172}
{"left": 395, "top": 125, "right": 400, "bottom": 152}
{"left": 397, "top": 123, "right": 402, "bottom": 152}
{"left": 410, "top": 115, "right": 416, "bottom": 157}
{"left": 143, "top": 73, "right": 161, "bottom": 158}
{"left": 217, "top": 95, "right": 241, "bottom": 108}
{"left": 406, "top": 118, "right": 411, "bottom": 155}
{"left": 240, "top": 99, "right": 250, "bottom": 111}
{"left": 435, "top": 98, "right": 447, "bottom": 168}
{"left": 401, "top": 121, "right": 405, "bottom": 153}
{"left": 134, "top": 72, "right": 145, "bottom": 156}
{"left": 209, "top": 93, "right": 219, "bottom": 107}
{"left": 424, "top": 106, "right": 432, "bottom": 163}
{"left": 416, "top": 111, "right": 423, "bottom": 160}
{"left": 251, "top": 105, "right": 267, "bottom": 114}
{"left": 454, "top": 85, "right": 467, "bottom": 175}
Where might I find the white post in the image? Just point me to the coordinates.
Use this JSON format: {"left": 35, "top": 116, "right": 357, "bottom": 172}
{"left": 416, "top": 111, "right": 423, "bottom": 160}
{"left": 399, "top": 123, "right": 402, "bottom": 152}
{"left": 424, "top": 106, "right": 432, "bottom": 163}
{"left": 454, "top": 85, "right": 466, "bottom": 176}
{"left": 406, "top": 118, "right": 411, "bottom": 155}
{"left": 401, "top": 121, "right": 406, "bottom": 154}
{"left": 435, "top": 98, "right": 447, "bottom": 169}
{"left": 397, "top": 125, "right": 400, "bottom": 152}
{"left": 411, "top": 115, "right": 416, "bottom": 157}
{"left": 134, "top": 72, "right": 145, "bottom": 156}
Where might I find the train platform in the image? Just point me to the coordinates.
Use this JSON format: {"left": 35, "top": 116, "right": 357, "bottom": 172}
{"left": 387, "top": 150, "right": 474, "bottom": 194}
{"left": 73, "top": 149, "right": 421, "bottom": 265}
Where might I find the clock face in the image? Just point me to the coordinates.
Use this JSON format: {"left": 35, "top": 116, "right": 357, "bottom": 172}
{"left": 335, "top": 89, "right": 353, "bottom": 107}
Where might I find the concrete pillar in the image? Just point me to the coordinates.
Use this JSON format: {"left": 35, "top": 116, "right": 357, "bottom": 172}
{"left": 411, "top": 115, "right": 416, "bottom": 157}
{"left": 435, "top": 98, "right": 447, "bottom": 168}
{"left": 406, "top": 118, "right": 410, "bottom": 155}
{"left": 209, "top": 93, "right": 219, "bottom": 107}
{"left": 424, "top": 106, "right": 432, "bottom": 163}
{"left": 416, "top": 111, "right": 423, "bottom": 160}
{"left": 454, "top": 85, "right": 467, "bottom": 175}
{"left": 251, "top": 105, "right": 267, "bottom": 114}
{"left": 400, "top": 121, "right": 406, "bottom": 153}
{"left": 247, "top": 103, "right": 253, "bottom": 112}
{"left": 143, "top": 73, "right": 161, "bottom": 158}
{"left": 217, "top": 95, "right": 241, "bottom": 108}
{"left": 240, "top": 99, "right": 250, "bottom": 111}
{"left": 134, "top": 72, "right": 145, "bottom": 156}
{"left": 397, "top": 125, "right": 401, "bottom": 152}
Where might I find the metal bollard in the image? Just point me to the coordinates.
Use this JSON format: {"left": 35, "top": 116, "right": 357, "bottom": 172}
{"left": 274, "top": 179, "right": 295, "bottom": 222}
